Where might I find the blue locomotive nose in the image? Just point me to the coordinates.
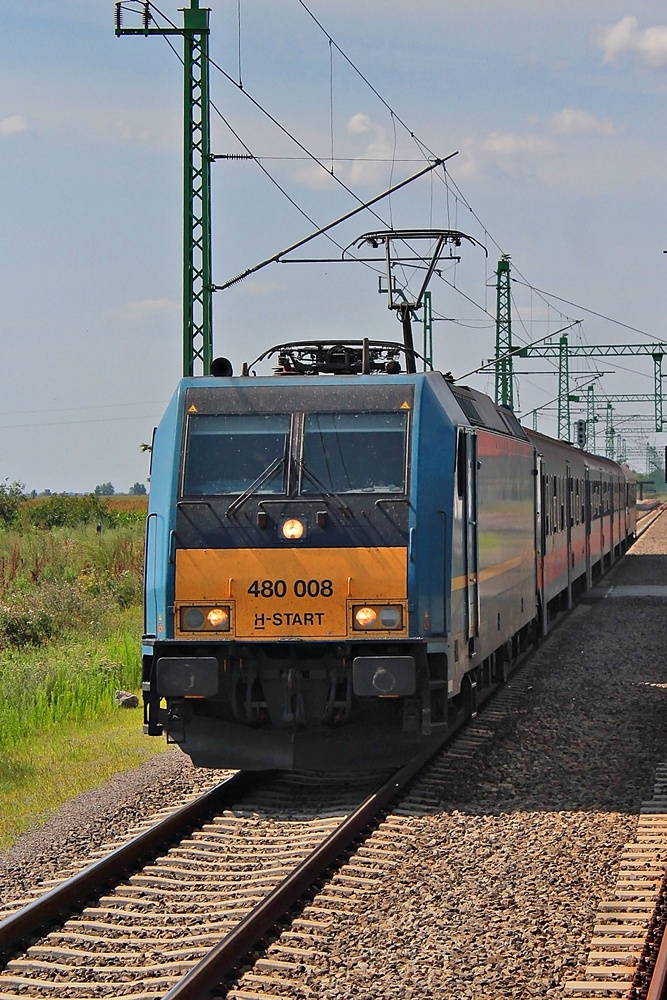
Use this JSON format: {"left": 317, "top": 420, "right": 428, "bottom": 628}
{"left": 141, "top": 356, "right": 636, "bottom": 771}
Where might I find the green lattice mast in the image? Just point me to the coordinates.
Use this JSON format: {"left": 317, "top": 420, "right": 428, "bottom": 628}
{"left": 116, "top": 1, "right": 212, "bottom": 376}
{"left": 605, "top": 403, "right": 615, "bottom": 460}
{"left": 557, "top": 334, "right": 570, "bottom": 441}
{"left": 494, "top": 256, "right": 513, "bottom": 408}
{"left": 586, "top": 383, "right": 597, "bottom": 454}
{"left": 519, "top": 341, "right": 667, "bottom": 434}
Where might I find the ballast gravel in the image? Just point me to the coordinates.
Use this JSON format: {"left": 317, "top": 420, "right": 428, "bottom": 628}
{"left": 308, "top": 516, "right": 667, "bottom": 998}
{"left": 1, "top": 514, "right": 667, "bottom": 1000}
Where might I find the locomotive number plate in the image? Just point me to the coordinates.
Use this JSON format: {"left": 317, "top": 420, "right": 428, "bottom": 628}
{"left": 175, "top": 547, "right": 407, "bottom": 639}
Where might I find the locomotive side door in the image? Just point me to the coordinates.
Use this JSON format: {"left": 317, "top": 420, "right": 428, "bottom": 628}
{"left": 584, "top": 467, "right": 592, "bottom": 590}
{"left": 566, "top": 462, "right": 573, "bottom": 609}
{"left": 535, "top": 452, "right": 547, "bottom": 636}
{"left": 610, "top": 476, "right": 616, "bottom": 557}
{"left": 462, "top": 430, "right": 480, "bottom": 650}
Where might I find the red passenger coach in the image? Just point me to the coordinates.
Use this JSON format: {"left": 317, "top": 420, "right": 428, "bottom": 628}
{"left": 527, "top": 429, "right": 636, "bottom": 633}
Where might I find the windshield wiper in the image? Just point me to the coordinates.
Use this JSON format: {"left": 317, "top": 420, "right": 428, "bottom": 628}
{"left": 299, "top": 462, "right": 353, "bottom": 518}
{"left": 226, "top": 452, "right": 286, "bottom": 517}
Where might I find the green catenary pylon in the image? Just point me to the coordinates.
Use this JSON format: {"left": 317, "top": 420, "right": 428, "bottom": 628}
{"left": 557, "top": 334, "right": 570, "bottom": 440}
{"left": 654, "top": 353, "right": 664, "bottom": 432}
{"left": 586, "top": 383, "right": 597, "bottom": 454}
{"left": 116, "top": 1, "right": 213, "bottom": 377}
{"left": 605, "top": 402, "right": 615, "bottom": 460}
{"left": 494, "top": 256, "right": 513, "bottom": 409}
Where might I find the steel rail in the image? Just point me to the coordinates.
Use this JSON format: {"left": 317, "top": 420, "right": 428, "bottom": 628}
{"left": 648, "top": 920, "right": 667, "bottom": 1000}
{"left": 162, "top": 737, "right": 449, "bottom": 1000}
{"left": 0, "top": 770, "right": 255, "bottom": 959}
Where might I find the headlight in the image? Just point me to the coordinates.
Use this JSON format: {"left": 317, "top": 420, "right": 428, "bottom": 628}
{"left": 352, "top": 604, "right": 403, "bottom": 630}
{"left": 182, "top": 607, "right": 205, "bottom": 630}
{"left": 206, "top": 608, "right": 230, "bottom": 630}
{"left": 282, "top": 518, "right": 304, "bottom": 540}
{"left": 180, "top": 606, "right": 231, "bottom": 632}
{"left": 355, "top": 606, "right": 377, "bottom": 628}
{"left": 379, "top": 606, "right": 402, "bottom": 628}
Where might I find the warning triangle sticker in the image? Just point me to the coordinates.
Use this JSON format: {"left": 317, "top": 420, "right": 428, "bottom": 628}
{"left": 188, "top": 405, "right": 198, "bottom": 412}
{"left": 400, "top": 401, "right": 410, "bottom": 409}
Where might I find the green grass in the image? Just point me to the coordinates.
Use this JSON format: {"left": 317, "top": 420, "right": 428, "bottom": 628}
{"left": 0, "top": 518, "right": 156, "bottom": 850}
{"left": 0, "top": 608, "right": 144, "bottom": 751}
{"left": 0, "top": 708, "right": 172, "bottom": 850}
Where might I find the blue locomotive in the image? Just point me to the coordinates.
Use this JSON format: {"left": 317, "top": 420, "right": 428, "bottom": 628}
{"left": 142, "top": 339, "right": 636, "bottom": 769}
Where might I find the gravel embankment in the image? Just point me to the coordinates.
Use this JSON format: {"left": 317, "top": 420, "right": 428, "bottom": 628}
{"left": 0, "top": 748, "right": 222, "bottom": 907}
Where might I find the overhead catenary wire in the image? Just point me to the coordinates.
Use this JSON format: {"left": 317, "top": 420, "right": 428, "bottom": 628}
{"left": 212, "top": 157, "right": 454, "bottom": 291}
{"left": 150, "top": 2, "right": 398, "bottom": 235}
{"left": 145, "top": 1, "right": 661, "bottom": 388}
{"left": 295, "top": 0, "right": 437, "bottom": 162}
{"left": 510, "top": 278, "right": 665, "bottom": 344}
{"left": 150, "top": 1, "right": 453, "bottom": 301}
{"left": 454, "top": 321, "right": 581, "bottom": 383}
{"left": 159, "top": 28, "right": 370, "bottom": 270}
{"left": 150, "top": 2, "right": 558, "bottom": 325}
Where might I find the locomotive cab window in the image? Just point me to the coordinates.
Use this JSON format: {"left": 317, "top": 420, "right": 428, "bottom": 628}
{"left": 182, "top": 413, "right": 291, "bottom": 496}
{"left": 301, "top": 412, "right": 408, "bottom": 495}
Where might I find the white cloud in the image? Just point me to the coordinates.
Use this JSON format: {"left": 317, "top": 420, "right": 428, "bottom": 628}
{"left": 244, "top": 280, "right": 283, "bottom": 296}
{"left": 0, "top": 115, "right": 28, "bottom": 135}
{"left": 551, "top": 108, "right": 615, "bottom": 136}
{"left": 480, "top": 131, "right": 553, "bottom": 157}
{"left": 114, "top": 299, "right": 179, "bottom": 322}
{"left": 4, "top": 94, "right": 179, "bottom": 153}
{"left": 348, "top": 113, "right": 372, "bottom": 135}
{"left": 459, "top": 130, "right": 554, "bottom": 180}
{"left": 594, "top": 16, "right": 667, "bottom": 68}
{"left": 293, "top": 162, "right": 339, "bottom": 191}
{"left": 457, "top": 118, "right": 667, "bottom": 198}
{"left": 294, "top": 113, "right": 394, "bottom": 189}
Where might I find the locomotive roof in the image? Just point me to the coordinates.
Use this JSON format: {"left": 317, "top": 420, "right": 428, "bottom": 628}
{"left": 445, "top": 381, "right": 530, "bottom": 441}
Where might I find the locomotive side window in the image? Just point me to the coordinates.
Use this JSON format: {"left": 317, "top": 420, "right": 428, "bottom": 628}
{"left": 182, "top": 413, "right": 290, "bottom": 496}
{"left": 552, "top": 476, "right": 558, "bottom": 533}
{"left": 560, "top": 477, "right": 565, "bottom": 532}
{"left": 456, "top": 431, "right": 466, "bottom": 499}
{"left": 301, "top": 412, "right": 407, "bottom": 494}
{"left": 543, "top": 474, "right": 550, "bottom": 535}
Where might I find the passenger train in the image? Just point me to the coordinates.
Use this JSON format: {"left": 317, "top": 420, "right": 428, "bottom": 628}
{"left": 142, "top": 339, "right": 636, "bottom": 770}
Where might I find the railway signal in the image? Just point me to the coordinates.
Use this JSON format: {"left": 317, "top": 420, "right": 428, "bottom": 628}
{"left": 575, "top": 419, "right": 587, "bottom": 448}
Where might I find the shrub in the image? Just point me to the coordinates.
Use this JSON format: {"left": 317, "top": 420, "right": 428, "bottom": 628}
{"left": 0, "top": 481, "right": 25, "bottom": 528}
{"left": 0, "top": 581, "right": 111, "bottom": 648}
{"left": 24, "top": 494, "right": 106, "bottom": 530}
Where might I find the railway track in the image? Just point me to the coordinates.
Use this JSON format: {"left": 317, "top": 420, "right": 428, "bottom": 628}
{"left": 636, "top": 502, "right": 667, "bottom": 537}
{"left": 0, "top": 662, "right": 525, "bottom": 1000}
{"left": 0, "top": 767, "right": 386, "bottom": 998}
{"left": 2, "top": 509, "right": 665, "bottom": 999}
{"left": 0, "top": 739, "right": 474, "bottom": 997}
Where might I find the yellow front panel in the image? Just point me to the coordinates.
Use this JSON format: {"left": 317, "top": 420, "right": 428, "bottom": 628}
{"left": 175, "top": 547, "right": 407, "bottom": 639}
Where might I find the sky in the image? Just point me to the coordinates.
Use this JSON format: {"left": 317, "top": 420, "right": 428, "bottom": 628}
{"left": 1, "top": 0, "right": 667, "bottom": 492}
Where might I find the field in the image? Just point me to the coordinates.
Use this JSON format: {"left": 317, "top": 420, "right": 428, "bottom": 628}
{"left": 0, "top": 491, "right": 163, "bottom": 849}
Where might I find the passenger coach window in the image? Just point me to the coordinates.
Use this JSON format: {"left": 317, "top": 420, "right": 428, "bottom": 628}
{"left": 183, "top": 413, "right": 290, "bottom": 495}
{"left": 301, "top": 412, "right": 407, "bottom": 494}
